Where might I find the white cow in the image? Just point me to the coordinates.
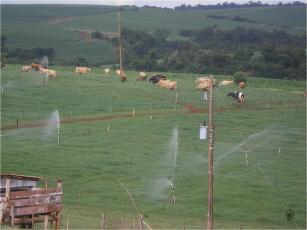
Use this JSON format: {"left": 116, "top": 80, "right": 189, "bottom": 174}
{"left": 104, "top": 68, "right": 110, "bottom": 75}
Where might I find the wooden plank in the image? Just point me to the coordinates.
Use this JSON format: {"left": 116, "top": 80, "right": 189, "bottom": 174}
{"left": 13, "top": 204, "right": 61, "bottom": 216}
{"left": 9, "top": 189, "right": 62, "bottom": 199}
{"left": 8, "top": 195, "right": 62, "bottom": 207}
{"left": 14, "top": 216, "right": 55, "bottom": 225}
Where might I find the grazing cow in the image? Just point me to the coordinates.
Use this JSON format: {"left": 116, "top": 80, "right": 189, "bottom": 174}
{"left": 149, "top": 74, "right": 166, "bottom": 84}
{"left": 195, "top": 77, "right": 216, "bottom": 97}
{"left": 219, "top": 80, "right": 234, "bottom": 86}
{"left": 115, "top": 69, "right": 121, "bottom": 76}
{"left": 39, "top": 68, "right": 57, "bottom": 78}
{"left": 31, "top": 63, "right": 42, "bottom": 71}
{"left": 136, "top": 72, "right": 147, "bottom": 81}
{"left": 76, "top": 67, "right": 91, "bottom": 74}
{"left": 21, "top": 65, "right": 32, "bottom": 72}
{"left": 227, "top": 92, "right": 245, "bottom": 104}
{"left": 157, "top": 80, "right": 177, "bottom": 90}
{"left": 239, "top": 82, "right": 246, "bottom": 89}
{"left": 115, "top": 69, "right": 126, "bottom": 81}
{"left": 104, "top": 68, "right": 110, "bottom": 75}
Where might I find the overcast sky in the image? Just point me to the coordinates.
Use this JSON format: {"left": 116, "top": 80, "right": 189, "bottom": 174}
{"left": 1, "top": 0, "right": 297, "bottom": 8}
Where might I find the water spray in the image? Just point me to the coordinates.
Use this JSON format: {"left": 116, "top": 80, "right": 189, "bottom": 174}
{"left": 56, "top": 110, "right": 60, "bottom": 143}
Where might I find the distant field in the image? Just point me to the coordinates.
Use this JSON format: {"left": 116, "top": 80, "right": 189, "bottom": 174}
{"left": 2, "top": 4, "right": 306, "bottom": 64}
{"left": 1, "top": 64, "right": 306, "bottom": 228}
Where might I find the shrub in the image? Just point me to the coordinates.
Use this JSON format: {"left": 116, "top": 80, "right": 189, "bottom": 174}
{"left": 234, "top": 71, "right": 248, "bottom": 85}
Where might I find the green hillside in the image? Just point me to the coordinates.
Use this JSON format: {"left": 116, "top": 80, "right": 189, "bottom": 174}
{"left": 1, "top": 4, "right": 306, "bottom": 65}
{"left": 1, "top": 64, "right": 306, "bottom": 228}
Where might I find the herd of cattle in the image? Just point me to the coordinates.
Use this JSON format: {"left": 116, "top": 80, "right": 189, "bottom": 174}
{"left": 20, "top": 64, "right": 247, "bottom": 103}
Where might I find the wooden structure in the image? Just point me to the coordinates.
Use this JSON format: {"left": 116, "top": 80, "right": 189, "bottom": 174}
{"left": 0, "top": 173, "right": 63, "bottom": 229}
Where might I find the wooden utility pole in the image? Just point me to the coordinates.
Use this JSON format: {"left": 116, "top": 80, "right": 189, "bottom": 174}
{"left": 117, "top": 10, "right": 123, "bottom": 78}
{"left": 207, "top": 75, "right": 214, "bottom": 230}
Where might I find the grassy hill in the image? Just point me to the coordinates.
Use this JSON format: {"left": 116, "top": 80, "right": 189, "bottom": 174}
{"left": 2, "top": 4, "right": 306, "bottom": 65}
{"left": 1, "top": 64, "right": 306, "bottom": 228}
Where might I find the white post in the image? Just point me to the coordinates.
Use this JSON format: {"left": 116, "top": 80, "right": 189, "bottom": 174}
{"left": 266, "top": 103, "right": 269, "bottom": 112}
{"left": 132, "top": 108, "right": 135, "bottom": 117}
{"left": 66, "top": 215, "right": 69, "bottom": 230}
{"left": 107, "top": 125, "right": 110, "bottom": 133}
{"left": 175, "top": 92, "right": 178, "bottom": 103}
{"left": 1, "top": 87, "right": 3, "bottom": 94}
{"left": 150, "top": 115, "right": 153, "bottom": 120}
{"left": 245, "top": 151, "right": 249, "bottom": 166}
{"left": 203, "top": 91, "right": 208, "bottom": 101}
{"left": 44, "top": 73, "right": 48, "bottom": 87}
{"left": 278, "top": 147, "right": 281, "bottom": 155}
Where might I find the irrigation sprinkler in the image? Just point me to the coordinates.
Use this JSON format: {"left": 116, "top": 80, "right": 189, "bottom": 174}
{"left": 107, "top": 124, "right": 110, "bottom": 133}
{"left": 43, "top": 73, "right": 48, "bottom": 88}
{"left": 245, "top": 151, "right": 249, "bottom": 166}
{"left": 56, "top": 110, "right": 60, "bottom": 143}
{"left": 203, "top": 91, "right": 208, "bottom": 101}
{"left": 171, "top": 183, "right": 176, "bottom": 204}
{"left": 132, "top": 108, "right": 135, "bottom": 117}
{"left": 266, "top": 103, "right": 269, "bottom": 112}
{"left": 100, "top": 213, "right": 105, "bottom": 230}
{"left": 278, "top": 147, "right": 281, "bottom": 155}
{"left": 1, "top": 87, "right": 3, "bottom": 94}
{"left": 150, "top": 115, "right": 153, "bottom": 120}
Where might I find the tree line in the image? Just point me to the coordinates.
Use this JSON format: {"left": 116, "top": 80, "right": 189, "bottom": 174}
{"left": 95, "top": 26, "right": 305, "bottom": 79}
{"left": 1, "top": 24, "right": 305, "bottom": 80}
{"left": 174, "top": 1, "right": 306, "bottom": 10}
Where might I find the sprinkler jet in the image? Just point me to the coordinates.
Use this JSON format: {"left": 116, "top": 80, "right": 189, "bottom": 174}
{"left": 168, "top": 176, "right": 176, "bottom": 204}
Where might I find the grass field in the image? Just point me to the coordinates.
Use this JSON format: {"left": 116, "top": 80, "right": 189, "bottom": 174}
{"left": 1, "top": 64, "right": 306, "bottom": 229}
{"left": 2, "top": 4, "right": 306, "bottom": 64}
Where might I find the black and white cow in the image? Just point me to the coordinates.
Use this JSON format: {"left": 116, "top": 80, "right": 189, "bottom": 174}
{"left": 227, "top": 91, "right": 246, "bottom": 104}
{"left": 148, "top": 74, "right": 166, "bottom": 84}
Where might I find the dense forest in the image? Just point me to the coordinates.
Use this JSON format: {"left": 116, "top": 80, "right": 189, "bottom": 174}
{"left": 94, "top": 26, "right": 305, "bottom": 79}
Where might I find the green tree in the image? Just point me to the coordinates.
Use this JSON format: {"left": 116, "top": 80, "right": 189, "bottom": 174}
{"left": 234, "top": 71, "right": 248, "bottom": 84}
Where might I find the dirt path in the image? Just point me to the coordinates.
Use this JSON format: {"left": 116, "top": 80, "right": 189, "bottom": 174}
{"left": 48, "top": 16, "right": 76, "bottom": 25}
{"left": 1, "top": 103, "right": 220, "bottom": 131}
{"left": 1, "top": 99, "right": 304, "bottom": 131}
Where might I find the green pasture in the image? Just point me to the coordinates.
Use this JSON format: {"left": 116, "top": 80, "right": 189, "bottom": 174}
{"left": 2, "top": 5, "right": 306, "bottom": 64}
{"left": 1, "top": 64, "right": 306, "bottom": 228}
